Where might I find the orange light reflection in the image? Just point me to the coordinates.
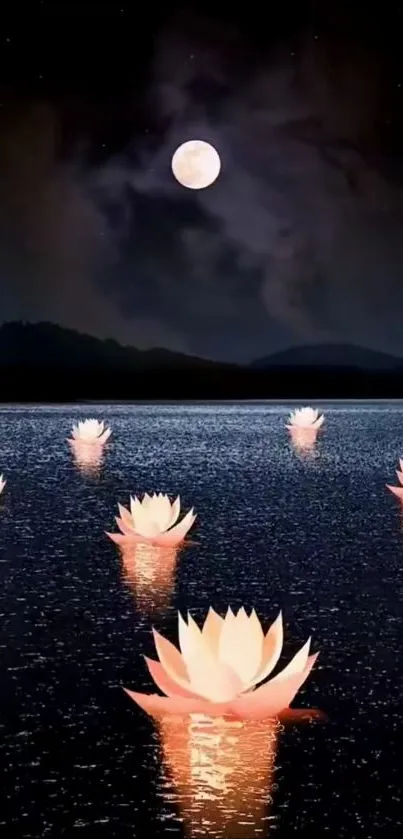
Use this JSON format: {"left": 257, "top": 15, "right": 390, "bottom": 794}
{"left": 69, "top": 440, "right": 104, "bottom": 475}
{"left": 119, "top": 542, "right": 180, "bottom": 614}
{"left": 155, "top": 707, "right": 326, "bottom": 837}
{"left": 157, "top": 714, "right": 280, "bottom": 838}
{"left": 289, "top": 427, "right": 318, "bottom": 455}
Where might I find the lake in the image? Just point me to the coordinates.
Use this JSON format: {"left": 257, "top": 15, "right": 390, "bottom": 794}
{"left": 0, "top": 402, "right": 402, "bottom": 838}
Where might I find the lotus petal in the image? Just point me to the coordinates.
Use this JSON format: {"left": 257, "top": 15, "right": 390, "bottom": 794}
{"left": 152, "top": 509, "right": 196, "bottom": 546}
{"left": 313, "top": 415, "right": 325, "bottom": 429}
{"left": 273, "top": 637, "right": 312, "bottom": 681}
{"left": 118, "top": 504, "right": 135, "bottom": 530}
{"left": 130, "top": 506, "right": 163, "bottom": 538}
{"left": 218, "top": 607, "right": 264, "bottom": 684}
{"left": 130, "top": 495, "right": 141, "bottom": 519}
{"left": 178, "top": 612, "right": 204, "bottom": 663}
{"left": 397, "top": 470, "right": 403, "bottom": 486}
{"left": 167, "top": 496, "right": 181, "bottom": 529}
{"left": 152, "top": 629, "right": 193, "bottom": 693}
{"left": 201, "top": 607, "right": 224, "bottom": 653}
{"left": 144, "top": 657, "right": 199, "bottom": 698}
{"left": 106, "top": 530, "right": 128, "bottom": 545}
{"left": 115, "top": 516, "right": 141, "bottom": 538}
{"left": 123, "top": 688, "right": 216, "bottom": 716}
{"left": 387, "top": 484, "right": 403, "bottom": 499}
{"left": 229, "top": 653, "right": 319, "bottom": 720}
{"left": 184, "top": 650, "right": 243, "bottom": 702}
{"left": 246, "top": 611, "right": 283, "bottom": 688}
{"left": 149, "top": 494, "right": 173, "bottom": 531}
{"left": 177, "top": 612, "right": 243, "bottom": 702}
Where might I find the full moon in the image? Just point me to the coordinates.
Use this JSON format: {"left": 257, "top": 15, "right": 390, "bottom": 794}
{"left": 171, "top": 140, "right": 221, "bottom": 190}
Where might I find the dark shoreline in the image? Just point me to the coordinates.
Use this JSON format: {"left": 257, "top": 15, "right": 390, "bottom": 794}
{"left": 0, "top": 365, "right": 403, "bottom": 401}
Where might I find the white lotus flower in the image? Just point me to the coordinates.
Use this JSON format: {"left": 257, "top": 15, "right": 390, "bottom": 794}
{"left": 70, "top": 418, "right": 112, "bottom": 445}
{"left": 124, "top": 607, "right": 319, "bottom": 721}
{"left": 286, "top": 407, "right": 324, "bottom": 430}
{"left": 107, "top": 492, "right": 196, "bottom": 547}
{"left": 0, "top": 474, "right": 6, "bottom": 494}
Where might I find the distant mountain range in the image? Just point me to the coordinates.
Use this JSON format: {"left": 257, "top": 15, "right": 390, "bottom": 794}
{"left": 0, "top": 321, "right": 402, "bottom": 400}
{"left": 0, "top": 321, "right": 401, "bottom": 372}
{"left": 250, "top": 343, "right": 403, "bottom": 371}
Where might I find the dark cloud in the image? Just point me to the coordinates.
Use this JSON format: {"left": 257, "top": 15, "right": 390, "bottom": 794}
{"left": 2, "top": 11, "right": 403, "bottom": 361}
{"left": 0, "top": 102, "right": 189, "bottom": 353}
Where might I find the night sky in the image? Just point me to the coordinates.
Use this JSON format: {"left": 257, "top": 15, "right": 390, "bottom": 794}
{"left": 1, "top": 1, "right": 403, "bottom": 362}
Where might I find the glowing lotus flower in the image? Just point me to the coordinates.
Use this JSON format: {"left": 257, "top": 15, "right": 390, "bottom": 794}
{"left": 70, "top": 418, "right": 112, "bottom": 445}
{"left": 124, "top": 607, "right": 319, "bottom": 721}
{"left": 386, "top": 458, "right": 403, "bottom": 500}
{"left": 0, "top": 474, "right": 6, "bottom": 494}
{"left": 286, "top": 407, "right": 324, "bottom": 430}
{"left": 107, "top": 493, "right": 196, "bottom": 547}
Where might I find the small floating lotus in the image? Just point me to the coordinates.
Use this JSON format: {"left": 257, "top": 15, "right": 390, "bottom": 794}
{"left": 124, "top": 607, "right": 319, "bottom": 721}
{"left": 286, "top": 407, "right": 324, "bottom": 431}
{"left": 107, "top": 493, "right": 196, "bottom": 547}
{"left": 386, "top": 459, "right": 403, "bottom": 500}
{"left": 69, "top": 419, "right": 112, "bottom": 445}
{"left": 286, "top": 406, "right": 324, "bottom": 447}
{"left": 0, "top": 474, "right": 6, "bottom": 494}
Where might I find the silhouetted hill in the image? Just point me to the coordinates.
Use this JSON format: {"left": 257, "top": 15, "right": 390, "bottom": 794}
{"left": 250, "top": 343, "right": 402, "bottom": 371}
{"left": 0, "top": 321, "right": 237, "bottom": 371}
{"left": 1, "top": 322, "right": 403, "bottom": 400}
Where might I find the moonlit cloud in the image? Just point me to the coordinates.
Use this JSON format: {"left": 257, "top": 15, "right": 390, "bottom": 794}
{"left": 121, "top": 16, "right": 403, "bottom": 355}
{"left": 2, "top": 11, "right": 403, "bottom": 361}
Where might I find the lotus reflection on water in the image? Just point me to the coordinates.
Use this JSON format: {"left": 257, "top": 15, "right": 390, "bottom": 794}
{"left": 386, "top": 458, "right": 403, "bottom": 501}
{"left": 0, "top": 474, "right": 6, "bottom": 494}
{"left": 107, "top": 492, "right": 196, "bottom": 547}
{"left": 69, "top": 439, "right": 104, "bottom": 474}
{"left": 124, "top": 607, "right": 319, "bottom": 721}
{"left": 157, "top": 714, "right": 280, "bottom": 838}
{"left": 119, "top": 541, "right": 180, "bottom": 613}
{"left": 289, "top": 431, "right": 318, "bottom": 454}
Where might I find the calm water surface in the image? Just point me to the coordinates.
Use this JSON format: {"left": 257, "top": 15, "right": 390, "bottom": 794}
{"left": 0, "top": 402, "right": 403, "bottom": 838}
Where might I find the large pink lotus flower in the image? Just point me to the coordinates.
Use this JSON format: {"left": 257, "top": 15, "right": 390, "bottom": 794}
{"left": 124, "top": 607, "right": 319, "bottom": 721}
{"left": 69, "top": 419, "right": 112, "bottom": 445}
{"left": 286, "top": 406, "right": 324, "bottom": 430}
{"left": 386, "top": 458, "right": 403, "bottom": 500}
{"left": 107, "top": 493, "right": 196, "bottom": 547}
{"left": 0, "top": 474, "right": 6, "bottom": 494}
